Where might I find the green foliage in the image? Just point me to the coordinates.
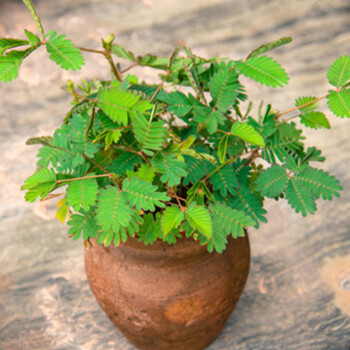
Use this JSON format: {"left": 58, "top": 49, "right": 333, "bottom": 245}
{"left": 327, "top": 55, "right": 350, "bottom": 88}
{"left": 97, "top": 87, "right": 151, "bottom": 125}
{"left": 96, "top": 186, "right": 133, "bottom": 232}
{"left": 137, "top": 213, "right": 161, "bottom": 245}
{"left": 185, "top": 203, "right": 212, "bottom": 238}
{"left": 231, "top": 121, "right": 265, "bottom": 146}
{"left": 256, "top": 165, "right": 288, "bottom": 198}
{"left": 67, "top": 208, "right": 98, "bottom": 240}
{"left": 161, "top": 206, "right": 184, "bottom": 235}
{"left": 151, "top": 154, "right": 187, "bottom": 187}
{"left": 21, "top": 168, "right": 57, "bottom": 202}
{"left": 122, "top": 177, "right": 170, "bottom": 211}
{"left": 133, "top": 111, "right": 165, "bottom": 155}
{"left": 235, "top": 55, "right": 289, "bottom": 87}
{"left": 45, "top": 30, "right": 85, "bottom": 71}
{"left": 246, "top": 37, "right": 292, "bottom": 59}
{"left": 66, "top": 176, "right": 99, "bottom": 211}
{"left": 285, "top": 178, "right": 316, "bottom": 216}
{"left": 209, "top": 164, "right": 238, "bottom": 197}
{"left": 327, "top": 90, "right": 350, "bottom": 118}
{"left": 3, "top": 9, "right": 347, "bottom": 253}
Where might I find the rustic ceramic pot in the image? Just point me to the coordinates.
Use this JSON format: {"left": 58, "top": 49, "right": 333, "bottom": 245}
{"left": 84, "top": 234, "right": 250, "bottom": 350}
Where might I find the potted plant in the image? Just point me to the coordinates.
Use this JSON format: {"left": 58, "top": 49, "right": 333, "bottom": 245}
{"left": 1, "top": 1, "right": 350, "bottom": 349}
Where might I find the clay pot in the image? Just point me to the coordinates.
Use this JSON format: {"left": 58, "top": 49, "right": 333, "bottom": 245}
{"left": 84, "top": 234, "right": 250, "bottom": 350}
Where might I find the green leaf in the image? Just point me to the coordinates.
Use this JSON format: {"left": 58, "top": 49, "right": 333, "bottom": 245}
{"left": 45, "top": 30, "right": 85, "bottom": 71}
{"left": 231, "top": 121, "right": 265, "bottom": 146}
{"left": 66, "top": 176, "right": 99, "bottom": 211}
{"left": 285, "top": 178, "right": 316, "bottom": 216}
{"left": 209, "top": 164, "right": 238, "bottom": 197}
{"left": 111, "top": 44, "right": 135, "bottom": 61}
{"left": 151, "top": 154, "right": 187, "bottom": 187}
{"left": 96, "top": 186, "right": 133, "bottom": 232}
{"left": 209, "top": 202, "right": 255, "bottom": 238}
{"left": 126, "top": 163, "right": 155, "bottom": 183}
{"left": 295, "top": 96, "right": 319, "bottom": 113}
{"left": 0, "top": 56, "right": 22, "bottom": 82}
{"left": 0, "top": 38, "right": 29, "bottom": 55}
{"left": 183, "top": 155, "right": 215, "bottom": 186}
{"left": 300, "top": 111, "right": 330, "bottom": 129}
{"left": 256, "top": 164, "right": 288, "bottom": 198}
{"left": 97, "top": 87, "right": 150, "bottom": 125}
{"left": 67, "top": 208, "right": 98, "bottom": 240}
{"left": 293, "top": 166, "right": 342, "bottom": 200}
{"left": 165, "top": 91, "right": 193, "bottom": 117}
{"left": 122, "top": 177, "right": 170, "bottom": 211}
{"left": 193, "top": 106, "right": 226, "bottom": 134}
{"left": 230, "top": 185, "right": 267, "bottom": 226}
{"left": 104, "top": 130, "right": 121, "bottom": 150}
{"left": 133, "top": 111, "right": 165, "bottom": 155}
{"left": 185, "top": 203, "right": 213, "bottom": 238}
{"left": 161, "top": 206, "right": 184, "bottom": 235}
{"left": 235, "top": 55, "right": 289, "bottom": 87}
{"left": 209, "top": 67, "right": 239, "bottom": 112}
{"left": 110, "top": 152, "right": 142, "bottom": 175}
{"left": 327, "top": 55, "right": 350, "bottom": 88}
{"left": 21, "top": 168, "right": 57, "bottom": 202}
{"left": 137, "top": 213, "right": 160, "bottom": 245}
{"left": 327, "top": 90, "right": 350, "bottom": 118}
{"left": 217, "top": 134, "right": 229, "bottom": 164}
{"left": 246, "top": 37, "right": 292, "bottom": 60}
{"left": 23, "top": 0, "right": 45, "bottom": 37}
{"left": 205, "top": 217, "right": 228, "bottom": 253}
{"left": 24, "top": 30, "right": 41, "bottom": 45}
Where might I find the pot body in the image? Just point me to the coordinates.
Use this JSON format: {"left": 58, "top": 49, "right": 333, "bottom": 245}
{"left": 84, "top": 234, "right": 250, "bottom": 350}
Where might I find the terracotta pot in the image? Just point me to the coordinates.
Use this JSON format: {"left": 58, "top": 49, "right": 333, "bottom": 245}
{"left": 84, "top": 234, "right": 250, "bottom": 350}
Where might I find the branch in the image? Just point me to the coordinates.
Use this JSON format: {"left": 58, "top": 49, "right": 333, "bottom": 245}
{"left": 150, "top": 71, "right": 171, "bottom": 102}
{"left": 56, "top": 174, "right": 111, "bottom": 184}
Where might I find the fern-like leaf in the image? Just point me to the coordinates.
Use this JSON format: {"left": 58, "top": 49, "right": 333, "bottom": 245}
{"left": 96, "top": 186, "right": 133, "bottom": 232}
{"left": 231, "top": 121, "right": 265, "bottom": 146}
{"left": 209, "top": 164, "right": 238, "bottom": 197}
{"left": 209, "top": 202, "right": 255, "bottom": 238}
{"left": 23, "top": 0, "right": 45, "bottom": 36}
{"left": 22, "top": 168, "right": 57, "bottom": 202}
{"left": 97, "top": 87, "right": 151, "bottom": 125}
{"left": 285, "top": 178, "right": 316, "bottom": 216}
{"left": 67, "top": 208, "right": 98, "bottom": 240}
{"left": 0, "top": 38, "right": 29, "bottom": 55}
{"left": 256, "top": 164, "right": 288, "bottom": 198}
{"left": 151, "top": 154, "right": 187, "bottom": 187}
{"left": 327, "top": 55, "right": 350, "bottom": 88}
{"left": 122, "top": 177, "right": 170, "bottom": 211}
{"left": 293, "top": 166, "right": 342, "bottom": 200}
{"left": 110, "top": 152, "right": 142, "bottom": 175}
{"left": 132, "top": 111, "right": 165, "bottom": 155}
{"left": 183, "top": 155, "right": 215, "bottom": 185}
{"left": 235, "top": 55, "right": 289, "bottom": 87}
{"left": 295, "top": 96, "right": 319, "bottom": 113}
{"left": 165, "top": 91, "right": 193, "bottom": 117}
{"left": 185, "top": 203, "right": 212, "bottom": 238}
{"left": 209, "top": 67, "right": 239, "bottom": 112}
{"left": 161, "top": 206, "right": 184, "bottom": 235}
{"left": 206, "top": 217, "right": 228, "bottom": 253}
{"left": 246, "top": 37, "right": 292, "bottom": 60}
{"left": 137, "top": 213, "right": 161, "bottom": 245}
{"left": 66, "top": 176, "right": 99, "bottom": 211}
{"left": 45, "top": 30, "right": 85, "bottom": 71}
{"left": 300, "top": 111, "right": 330, "bottom": 129}
{"left": 327, "top": 90, "right": 350, "bottom": 118}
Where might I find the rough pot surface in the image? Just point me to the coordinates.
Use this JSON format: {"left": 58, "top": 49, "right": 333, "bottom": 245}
{"left": 84, "top": 234, "right": 250, "bottom": 350}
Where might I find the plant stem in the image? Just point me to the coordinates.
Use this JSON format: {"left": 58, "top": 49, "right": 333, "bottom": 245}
{"left": 121, "top": 62, "right": 139, "bottom": 73}
{"left": 78, "top": 47, "right": 105, "bottom": 55}
{"left": 83, "top": 154, "right": 121, "bottom": 190}
{"left": 275, "top": 94, "right": 327, "bottom": 119}
{"left": 150, "top": 71, "right": 171, "bottom": 102}
{"left": 244, "top": 147, "right": 260, "bottom": 166}
{"left": 56, "top": 174, "right": 111, "bottom": 184}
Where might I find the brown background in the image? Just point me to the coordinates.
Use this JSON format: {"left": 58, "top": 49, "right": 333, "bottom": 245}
{"left": 0, "top": 0, "right": 350, "bottom": 349}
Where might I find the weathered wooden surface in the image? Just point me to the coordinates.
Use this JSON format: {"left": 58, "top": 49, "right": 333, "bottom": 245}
{"left": 0, "top": 0, "right": 350, "bottom": 349}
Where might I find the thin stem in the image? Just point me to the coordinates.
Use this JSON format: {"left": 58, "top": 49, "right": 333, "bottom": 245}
{"left": 121, "top": 62, "right": 139, "bottom": 74}
{"left": 244, "top": 147, "right": 260, "bottom": 166}
{"left": 276, "top": 113, "right": 300, "bottom": 126}
{"left": 275, "top": 94, "right": 327, "bottom": 119}
{"left": 105, "top": 51, "right": 122, "bottom": 82}
{"left": 56, "top": 174, "right": 111, "bottom": 184}
{"left": 83, "top": 155, "right": 121, "bottom": 190}
{"left": 78, "top": 47, "right": 105, "bottom": 55}
{"left": 85, "top": 104, "right": 96, "bottom": 140}
{"left": 150, "top": 71, "right": 171, "bottom": 102}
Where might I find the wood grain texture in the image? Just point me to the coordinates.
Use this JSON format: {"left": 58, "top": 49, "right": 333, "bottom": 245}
{"left": 0, "top": 0, "right": 349, "bottom": 349}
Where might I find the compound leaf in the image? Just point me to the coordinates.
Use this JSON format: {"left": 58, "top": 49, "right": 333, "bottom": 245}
{"left": 256, "top": 164, "right": 288, "bottom": 198}
{"left": 327, "top": 90, "right": 350, "bottom": 118}
{"left": 327, "top": 55, "right": 350, "bottom": 88}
